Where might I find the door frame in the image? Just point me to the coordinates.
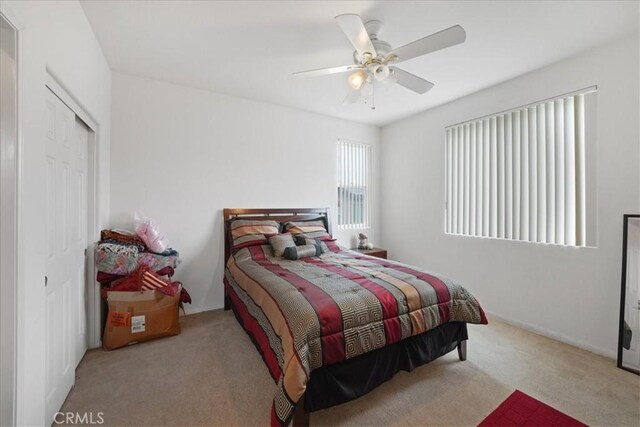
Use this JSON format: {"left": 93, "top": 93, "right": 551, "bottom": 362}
{"left": 0, "top": 8, "right": 21, "bottom": 427}
{"left": 45, "top": 74, "right": 102, "bottom": 350}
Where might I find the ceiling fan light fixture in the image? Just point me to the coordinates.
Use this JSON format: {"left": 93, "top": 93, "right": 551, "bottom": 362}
{"left": 380, "top": 68, "right": 398, "bottom": 90}
{"left": 388, "top": 68, "right": 398, "bottom": 84}
{"left": 373, "top": 64, "right": 390, "bottom": 82}
{"left": 348, "top": 70, "right": 366, "bottom": 90}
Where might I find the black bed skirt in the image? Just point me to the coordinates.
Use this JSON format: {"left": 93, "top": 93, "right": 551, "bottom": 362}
{"left": 226, "top": 279, "right": 467, "bottom": 414}
{"left": 304, "top": 322, "right": 468, "bottom": 412}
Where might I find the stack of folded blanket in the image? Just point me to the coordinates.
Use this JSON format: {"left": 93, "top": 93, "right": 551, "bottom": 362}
{"left": 96, "top": 230, "right": 180, "bottom": 280}
{"left": 96, "top": 229, "right": 191, "bottom": 304}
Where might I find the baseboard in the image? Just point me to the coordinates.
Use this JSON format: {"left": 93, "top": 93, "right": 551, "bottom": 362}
{"left": 183, "top": 303, "right": 223, "bottom": 316}
{"left": 484, "top": 310, "right": 617, "bottom": 360}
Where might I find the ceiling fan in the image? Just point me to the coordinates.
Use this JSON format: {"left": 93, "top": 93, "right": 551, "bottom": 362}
{"left": 293, "top": 14, "right": 466, "bottom": 108}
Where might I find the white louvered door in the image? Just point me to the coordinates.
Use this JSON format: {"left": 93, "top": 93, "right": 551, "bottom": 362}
{"left": 45, "top": 88, "right": 88, "bottom": 424}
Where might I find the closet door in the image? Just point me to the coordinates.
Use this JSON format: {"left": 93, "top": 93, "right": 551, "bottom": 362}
{"left": 73, "top": 119, "right": 89, "bottom": 366}
{"left": 44, "top": 88, "right": 88, "bottom": 423}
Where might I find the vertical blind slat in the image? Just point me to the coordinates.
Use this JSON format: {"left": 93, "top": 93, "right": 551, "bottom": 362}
{"left": 528, "top": 107, "right": 538, "bottom": 242}
{"left": 497, "top": 116, "right": 505, "bottom": 238}
{"left": 337, "top": 142, "right": 342, "bottom": 226}
{"left": 575, "top": 94, "right": 586, "bottom": 246}
{"left": 470, "top": 122, "right": 477, "bottom": 236}
{"left": 446, "top": 130, "right": 451, "bottom": 232}
{"left": 354, "top": 142, "right": 358, "bottom": 227}
{"left": 512, "top": 112, "right": 521, "bottom": 240}
{"left": 474, "top": 122, "right": 480, "bottom": 235}
{"left": 564, "top": 97, "right": 576, "bottom": 246}
{"left": 458, "top": 126, "right": 464, "bottom": 233}
{"left": 489, "top": 117, "right": 498, "bottom": 237}
{"left": 520, "top": 109, "right": 529, "bottom": 241}
{"left": 360, "top": 144, "right": 364, "bottom": 225}
{"left": 464, "top": 124, "right": 470, "bottom": 235}
{"left": 452, "top": 127, "right": 459, "bottom": 234}
{"left": 369, "top": 145, "right": 372, "bottom": 226}
{"left": 483, "top": 119, "right": 490, "bottom": 237}
{"left": 343, "top": 142, "right": 347, "bottom": 227}
{"left": 555, "top": 99, "right": 565, "bottom": 245}
{"left": 347, "top": 142, "right": 352, "bottom": 227}
{"left": 350, "top": 142, "right": 354, "bottom": 227}
{"left": 352, "top": 142, "right": 357, "bottom": 227}
{"left": 545, "top": 102, "right": 556, "bottom": 244}
{"left": 537, "top": 104, "right": 547, "bottom": 243}
{"left": 368, "top": 144, "right": 372, "bottom": 227}
{"left": 341, "top": 141, "right": 346, "bottom": 227}
{"left": 356, "top": 143, "right": 360, "bottom": 226}
{"left": 505, "top": 114, "right": 513, "bottom": 239}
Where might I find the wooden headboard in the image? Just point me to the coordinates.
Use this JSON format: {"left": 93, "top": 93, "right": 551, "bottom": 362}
{"left": 222, "top": 208, "right": 331, "bottom": 265}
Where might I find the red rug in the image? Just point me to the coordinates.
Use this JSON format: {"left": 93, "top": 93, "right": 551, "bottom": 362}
{"left": 478, "top": 390, "right": 587, "bottom": 426}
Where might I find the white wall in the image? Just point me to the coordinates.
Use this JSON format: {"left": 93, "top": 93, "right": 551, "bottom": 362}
{"left": 0, "top": 1, "right": 111, "bottom": 425}
{"left": 380, "top": 35, "right": 639, "bottom": 358}
{"left": 109, "top": 72, "right": 380, "bottom": 314}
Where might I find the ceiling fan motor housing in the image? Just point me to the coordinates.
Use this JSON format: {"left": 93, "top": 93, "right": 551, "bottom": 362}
{"left": 353, "top": 19, "right": 393, "bottom": 62}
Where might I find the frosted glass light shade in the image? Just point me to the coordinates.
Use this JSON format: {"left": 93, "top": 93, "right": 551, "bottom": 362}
{"left": 348, "top": 70, "right": 366, "bottom": 90}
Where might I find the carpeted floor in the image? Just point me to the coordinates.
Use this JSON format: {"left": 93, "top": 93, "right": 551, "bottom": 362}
{"left": 61, "top": 310, "right": 640, "bottom": 426}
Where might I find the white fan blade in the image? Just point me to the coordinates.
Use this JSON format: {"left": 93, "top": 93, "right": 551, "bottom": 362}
{"left": 391, "top": 67, "right": 434, "bottom": 94}
{"left": 343, "top": 89, "right": 361, "bottom": 105}
{"left": 293, "top": 64, "right": 362, "bottom": 78}
{"left": 391, "top": 25, "right": 466, "bottom": 63}
{"left": 335, "top": 14, "right": 377, "bottom": 58}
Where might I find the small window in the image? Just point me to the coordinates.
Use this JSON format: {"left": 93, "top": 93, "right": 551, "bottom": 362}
{"left": 337, "top": 140, "right": 371, "bottom": 229}
{"left": 445, "top": 87, "right": 597, "bottom": 247}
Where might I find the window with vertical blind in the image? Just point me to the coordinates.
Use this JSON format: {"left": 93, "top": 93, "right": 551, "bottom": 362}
{"left": 445, "top": 87, "right": 597, "bottom": 247}
{"left": 337, "top": 140, "right": 371, "bottom": 229}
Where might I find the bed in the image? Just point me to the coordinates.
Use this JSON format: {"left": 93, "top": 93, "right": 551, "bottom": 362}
{"left": 223, "top": 208, "right": 487, "bottom": 426}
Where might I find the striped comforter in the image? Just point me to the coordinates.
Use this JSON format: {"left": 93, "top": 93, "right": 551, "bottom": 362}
{"left": 224, "top": 244, "right": 487, "bottom": 426}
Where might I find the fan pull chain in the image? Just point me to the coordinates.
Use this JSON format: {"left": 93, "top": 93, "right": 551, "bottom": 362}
{"left": 371, "top": 83, "right": 376, "bottom": 110}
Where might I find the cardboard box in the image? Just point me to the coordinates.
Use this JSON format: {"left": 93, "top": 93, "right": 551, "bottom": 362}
{"left": 103, "top": 289, "right": 181, "bottom": 350}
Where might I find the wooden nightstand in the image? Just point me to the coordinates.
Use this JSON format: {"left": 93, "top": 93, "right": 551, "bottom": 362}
{"left": 351, "top": 247, "right": 387, "bottom": 259}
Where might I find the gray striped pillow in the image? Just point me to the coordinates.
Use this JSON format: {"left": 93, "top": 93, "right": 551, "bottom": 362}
{"left": 283, "top": 220, "right": 332, "bottom": 241}
{"left": 230, "top": 219, "right": 280, "bottom": 251}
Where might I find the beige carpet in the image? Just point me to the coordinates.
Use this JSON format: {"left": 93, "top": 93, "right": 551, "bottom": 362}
{"left": 61, "top": 310, "right": 640, "bottom": 426}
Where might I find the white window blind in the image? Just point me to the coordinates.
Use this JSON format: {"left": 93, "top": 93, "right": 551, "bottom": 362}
{"left": 445, "top": 88, "right": 596, "bottom": 247}
{"left": 337, "top": 140, "right": 371, "bottom": 229}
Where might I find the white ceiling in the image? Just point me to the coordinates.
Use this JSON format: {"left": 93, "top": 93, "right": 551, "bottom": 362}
{"left": 81, "top": 1, "right": 638, "bottom": 126}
